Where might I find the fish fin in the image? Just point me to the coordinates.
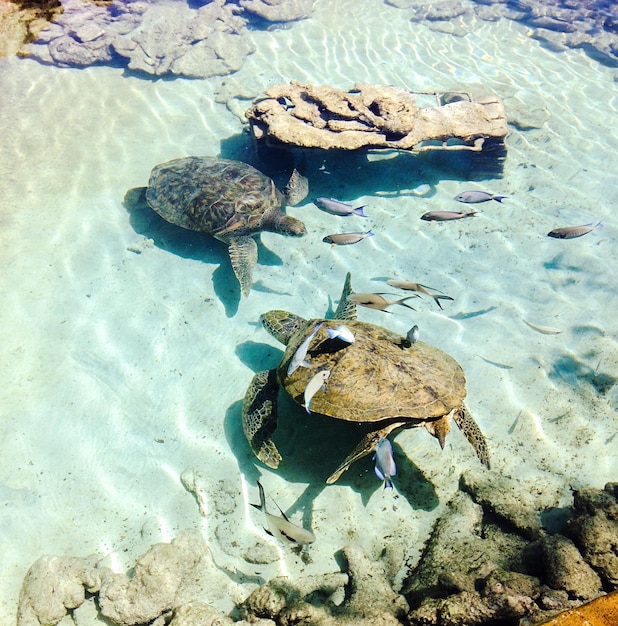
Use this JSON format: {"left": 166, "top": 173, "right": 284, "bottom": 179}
{"left": 256, "top": 481, "right": 267, "bottom": 512}
{"left": 273, "top": 500, "right": 290, "bottom": 522}
{"left": 353, "top": 206, "right": 367, "bottom": 217}
{"left": 493, "top": 196, "right": 507, "bottom": 203}
{"left": 418, "top": 283, "right": 445, "bottom": 294}
{"left": 280, "top": 529, "right": 298, "bottom": 543}
{"left": 250, "top": 502, "right": 261, "bottom": 511}
{"left": 374, "top": 466, "right": 385, "bottom": 481}
{"left": 263, "top": 527, "right": 274, "bottom": 537}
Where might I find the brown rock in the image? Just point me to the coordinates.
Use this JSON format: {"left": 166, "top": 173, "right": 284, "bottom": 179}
{"left": 540, "top": 534, "right": 603, "bottom": 601}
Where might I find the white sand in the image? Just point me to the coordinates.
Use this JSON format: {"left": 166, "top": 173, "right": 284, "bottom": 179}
{"left": 1, "top": 0, "right": 617, "bottom": 621}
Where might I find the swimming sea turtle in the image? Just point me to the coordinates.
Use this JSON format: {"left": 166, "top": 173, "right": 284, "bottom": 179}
{"left": 146, "top": 156, "right": 308, "bottom": 296}
{"left": 242, "top": 273, "right": 489, "bottom": 483}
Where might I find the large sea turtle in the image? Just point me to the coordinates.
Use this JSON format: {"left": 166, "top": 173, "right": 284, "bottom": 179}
{"left": 145, "top": 156, "right": 308, "bottom": 296}
{"left": 242, "top": 273, "right": 489, "bottom": 484}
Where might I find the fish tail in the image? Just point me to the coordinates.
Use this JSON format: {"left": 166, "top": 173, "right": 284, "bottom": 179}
{"left": 384, "top": 477, "right": 394, "bottom": 489}
{"left": 353, "top": 206, "right": 367, "bottom": 217}
{"left": 432, "top": 294, "right": 455, "bottom": 310}
{"left": 398, "top": 296, "right": 417, "bottom": 311}
{"left": 326, "top": 328, "right": 337, "bottom": 339}
{"left": 467, "top": 212, "right": 478, "bottom": 217}
{"left": 365, "top": 230, "right": 375, "bottom": 237}
{"left": 493, "top": 196, "right": 507, "bottom": 203}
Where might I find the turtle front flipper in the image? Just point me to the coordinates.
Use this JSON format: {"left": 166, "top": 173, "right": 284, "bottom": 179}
{"left": 229, "top": 235, "right": 258, "bottom": 297}
{"left": 242, "top": 369, "right": 282, "bottom": 468}
{"left": 326, "top": 422, "right": 403, "bottom": 484}
{"left": 334, "top": 272, "right": 357, "bottom": 321}
{"left": 453, "top": 406, "right": 490, "bottom": 469}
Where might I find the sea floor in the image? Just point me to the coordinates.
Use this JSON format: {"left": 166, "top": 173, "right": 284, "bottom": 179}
{"left": 1, "top": 0, "right": 617, "bottom": 622}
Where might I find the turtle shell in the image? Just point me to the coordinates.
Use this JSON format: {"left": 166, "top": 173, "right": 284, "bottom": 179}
{"left": 145, "top": 156, "right": 283, "bottom": 238}
{"left": 279, "top": 319, "right": 466, "bottom": 422}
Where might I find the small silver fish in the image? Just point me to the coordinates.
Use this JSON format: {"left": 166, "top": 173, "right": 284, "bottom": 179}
{"left": 315, "top": 197, "right": 367, "bottom": 217}
{"left": 407, "top": 325, "right": 419, "bottom": 344}
{"left": 304, "top": 369, "right": 330, "bottom": 413}
{"left": 387, "top": 279, "right": 454, "bottom": 310}
{"left": 523, "top": 319, "right": 562, "bottom": 335}
{"left": 326, "top": 325, "right": 355, "bottom": 344}
{"left": 287, "top": 322, "right": 324, "bottom": 376}
{"left": 547, "top": 222, "right": 602, "bottom": 239}
{"left": 454, "top": 190, "right": 507, "bottom": 203}
{"left": 347, "top": 293, "right": 417, "bottom": 312}
{"left": 421, "top": 211, "right": 477, "bottom": 221}
{"left": 251, "top": 481, "right": 315, "bottom": 545}
{"left": 373, "top": 438, "right": 396, "bottom": 489}
{"left": 323, "top": 231, "right": 374, "bottom": 246}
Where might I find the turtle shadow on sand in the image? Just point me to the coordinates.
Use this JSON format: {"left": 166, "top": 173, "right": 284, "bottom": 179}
{"left": 123, "top": 186, "right": 286, "bottom": 317}
{"left": 228, "top": 340, "right": 440, "bottom": 512}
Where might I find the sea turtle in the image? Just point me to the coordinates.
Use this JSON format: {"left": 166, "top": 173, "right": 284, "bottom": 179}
{"left": 242, "top": 273, "right": 489, "bottom": 484}
{"left": 145, "top": 156, "right": 308, "bottom": 296}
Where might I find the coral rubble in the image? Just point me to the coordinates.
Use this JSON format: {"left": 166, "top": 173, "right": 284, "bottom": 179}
{"left": 15, "top": 483, "right": 618, "bottom": 625}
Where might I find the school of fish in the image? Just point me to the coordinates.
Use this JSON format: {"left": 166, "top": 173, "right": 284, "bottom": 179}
{"left": 243, "top": 181, "right": 603, "bottom": 547}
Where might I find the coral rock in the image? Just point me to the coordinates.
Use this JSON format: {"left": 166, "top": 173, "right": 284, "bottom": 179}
{"left": 168, "top": 601, "right": 233, "bottom": 626}
{"left": 17, "top": 555, "right": 100, "bottom": 626}
{"left": 565, "top": 483, "right": 618, "bottom": 588}
{"left": 239, "top": 0, "right": 315, "bottom": 22}
{"left": 98, "top": 529, "right": 213, "bottom": 626}
{"left": 540, "top": 534, "right": 603, "bottom": 602}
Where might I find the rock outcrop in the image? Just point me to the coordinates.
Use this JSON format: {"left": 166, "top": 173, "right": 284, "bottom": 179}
{"left": 246, "top": 82, "right": 507, "bottom": 152}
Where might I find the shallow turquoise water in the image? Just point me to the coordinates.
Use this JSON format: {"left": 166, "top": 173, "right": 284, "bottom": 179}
{"left": 1, "top": 0, "right": 617, "bottom": 621}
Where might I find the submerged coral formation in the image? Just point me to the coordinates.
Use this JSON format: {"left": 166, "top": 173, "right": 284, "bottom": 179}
{"left": 16, "top": 482, "right": 618, "bottom": 626}
{"left": 6, "top": 0, "right": 315, "bottom": 77}
{"left": 386, "top": 0, "right": 618, "bottom": 67}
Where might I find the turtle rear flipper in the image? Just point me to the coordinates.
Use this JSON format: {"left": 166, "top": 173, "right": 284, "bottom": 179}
{"left": 453, "top": 407, "right": 490, "bottom": 469}
{"left": 229, "top": 235, "right": 258, "bottom": 297}
{"left": 326, "top": 422, "right": 402, "bottom": 484}
{"left": 242, "top": 369, "right": 282, "bottom": 468}
{"left": 284, "top": 168, "right": 309, "bottom": 206}
{"left": 334, "top": 272, "right": 357, "bottom": 321}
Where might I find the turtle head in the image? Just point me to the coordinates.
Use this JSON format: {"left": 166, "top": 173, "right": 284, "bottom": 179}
{"left": 272, "top": 214, "right": 307, "bottom": 237}
{"left": 260, "top": 310, "right": 307, "bottom": 345}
